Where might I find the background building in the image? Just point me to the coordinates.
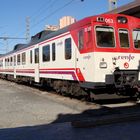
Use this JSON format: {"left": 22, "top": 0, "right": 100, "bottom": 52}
{"left": 59, "top": 16, "right": 76, "bottom": 29}
{"left": 45, "top": 16, "right": 76, "bottom": 31}
{"left": 44, "top": 25, "right": 59, "bottom": 31}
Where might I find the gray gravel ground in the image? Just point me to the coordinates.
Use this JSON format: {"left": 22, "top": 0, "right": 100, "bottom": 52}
{"left": 0, "top": 79, "right": 140, "bottom": 140}
{"left": 0, "top": 80, "right": 87, "bottom": 128}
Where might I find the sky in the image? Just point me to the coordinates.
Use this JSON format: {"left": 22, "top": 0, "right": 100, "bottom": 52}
{"left": 0, "top": 0, "right": 134, "bottom": 53}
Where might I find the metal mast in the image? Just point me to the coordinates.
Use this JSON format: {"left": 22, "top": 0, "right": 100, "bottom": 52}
{"left": 109, "top": 0, "right": 117, "bottom": 11}
{"left": 26, "top": 16, "right": 30, "bottom": 42}
{"left": 0, "top": 37, "right": 26, "bottom": 53}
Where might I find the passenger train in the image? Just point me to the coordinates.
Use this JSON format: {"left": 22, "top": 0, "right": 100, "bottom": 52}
{"left": 1, "top": 13, "right": 140, "bottom": 100}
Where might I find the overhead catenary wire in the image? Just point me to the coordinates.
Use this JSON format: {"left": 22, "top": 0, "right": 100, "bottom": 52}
{"left": 7, "top": 0, "right": 83, "bottom": 51}
{"left": 11, "top": 0, "right": 56, "bottom": 39}
{"left": 30, "top": 0, "right": 75, "bottom": 30}
{"left": 9, "top": 0, "right": 75, "bottom": 40}
{"left": 7, "top": 0, "right": 57, "bottom": 48}
{"left": 30, "top": 0, "right": 56, "bottom": 23}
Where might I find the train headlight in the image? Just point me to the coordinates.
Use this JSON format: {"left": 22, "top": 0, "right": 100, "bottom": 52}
{"left": 117, "top": 16, "right": 128, "bottom": 24}
{"left": 99, "top": 62, "right": 107, "bottom": 69}
{"left": 96, "top": 17, "right": 105, "bottom": 22}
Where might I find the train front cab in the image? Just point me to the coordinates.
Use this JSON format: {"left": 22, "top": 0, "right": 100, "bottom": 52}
{"left": 81, "top": 14, "right": 140, "bottom": 97}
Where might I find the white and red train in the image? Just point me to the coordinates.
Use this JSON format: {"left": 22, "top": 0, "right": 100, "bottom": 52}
{"left": 1, "top": 13, "right": 140, "bottom": 99}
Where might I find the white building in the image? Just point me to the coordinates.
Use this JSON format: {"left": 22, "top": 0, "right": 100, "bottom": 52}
{"left": 59, "top": 16, "right": 76, "bottom": 29}
{"left": 45, "top": 25, "right": 59, "bottom": 31}
{"left": 45, "top": 16, "right": 76, "bottom": 31}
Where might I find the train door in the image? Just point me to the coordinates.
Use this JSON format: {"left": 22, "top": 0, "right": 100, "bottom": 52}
{"left": 34, "top": 47, "right": 40, "bottom": 82}
{"left": 76, "top": 26, "right": 93, "bottom": 82}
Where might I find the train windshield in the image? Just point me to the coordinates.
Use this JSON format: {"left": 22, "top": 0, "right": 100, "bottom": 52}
{"left": 119, "top": 29, "right": 129, "bottom": 48}
{"left": 96, "top": 26, "right": 115, "bottom": 48}
{"left": 133, "top": 29, "right": 140, "bottom": 49}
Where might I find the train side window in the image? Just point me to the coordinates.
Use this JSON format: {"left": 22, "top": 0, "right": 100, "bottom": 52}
{"left": 35, "top": 48, "right": 39, "bottom": 63}
{"left": 43, "top": 45, "right": 50, "bottom": 62}
{"left": 8, "top": 58, "right": 10, "bottom": 66}
{"left": 1, "top": 59, "right": 3, "bottom": 67}
{"left": 5, "top": 58, "right": 8, "bottom": 67}
{"left": 10, "top": 57, "right": 13, "bottom": 66}
{"left": 0, "top": 60, "right": 3, "bottom": 67}
{"left": 22, "top": 52, "right": 26, "bottom": 65}
{"left": 17, "top": 54, "right": 20, "bottom": 65}
{"left": 133, "top": 29, "right": 140, "bottom": 49}
{"left": 96, "top": 26, "right": 115, "bottom": 47}
{"left": 30, "top": 50, "right": 33, "bottom": 63}
{"left": 119, "top": 29, "right": 129, "bottom": 48}
{"left": 52, "top": 43, "right": 56, "bottom": 61}
{"left": 14, "top": 55, "right": 16, "bottom": 66}
{"left": 5, "top": 59, "right": 7, "bottom": 66}
{"left": 78, "top": 29, "right": 84, "bottom": 50}
{"left": 65, "top": 38, "right": 72, "bottom": 60}
{"left": 7, "top": 58, "right": 9, "bottom": 66}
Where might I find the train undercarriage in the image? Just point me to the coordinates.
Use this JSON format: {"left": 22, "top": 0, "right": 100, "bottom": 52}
{"left": 1, "top": 70, "right": 140, "bottom": 101}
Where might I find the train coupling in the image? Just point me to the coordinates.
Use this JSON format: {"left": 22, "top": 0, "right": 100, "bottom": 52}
{"left": 113, "top": 70, "right": 139, "bottom": 97}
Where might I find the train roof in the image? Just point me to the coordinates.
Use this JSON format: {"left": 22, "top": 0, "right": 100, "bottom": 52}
{"left": 1, "top": 13, "right": 140, "bottom": 58}
{"left": 0, "top": 26, "right": 70, "bottom": 58}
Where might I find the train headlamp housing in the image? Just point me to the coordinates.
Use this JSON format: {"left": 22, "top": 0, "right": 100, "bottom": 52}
{"left": 100, "top": 62, "right": 107, "bottom": 69}
{"left": 96, "top": 17, "right": 105, "bottom": 22}
{"left": 117, "top": 16, "right": 128, "bottom": 24}
{"left": 99, "top": 58, "right": 107, "bottom": 69}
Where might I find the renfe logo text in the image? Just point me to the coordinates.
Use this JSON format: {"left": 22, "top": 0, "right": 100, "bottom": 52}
{"left": 115, "top": 54, "right": 135, "bottom": 62}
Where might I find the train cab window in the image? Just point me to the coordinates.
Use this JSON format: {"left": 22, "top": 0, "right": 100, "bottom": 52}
{"left": 78, "top": 29, "right": 84, "bottom": 50}
{"left": 65, "top": 38, "right": 72, "bottom": 60}
{"left": 86, "top": 28, "right": 92, "bottom": 48}
{"left": 35, "top": 48, "right": 39, "bottom": 63}
{"left": 52, "top": 43, "right": 56, "bottom": 61}
{"left": 96, "top": 26, "right": 115, "bottom": 47}
{"left": 119, "top": 29, "right": 129, "bottom": 48}
{"left": 43, "top": 45, "right": 50, "bottom": 62}
{"left": 17, "top": 54, "right": 20, "bottom": 65}
{"left": 22, "top": 52, "right": 26, "bottom": 65}
{"left": 133, "top": 29, "right": 140, "bottom": 49}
